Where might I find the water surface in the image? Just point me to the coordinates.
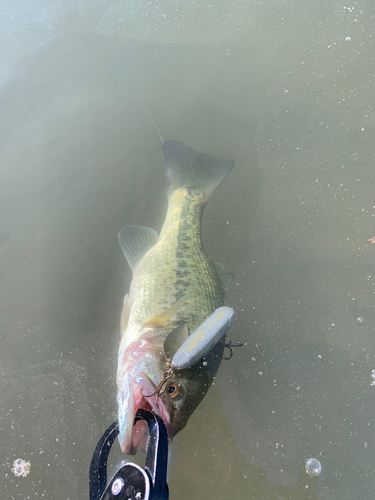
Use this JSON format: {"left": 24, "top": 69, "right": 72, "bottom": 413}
{"left": 1, "top": 1, "right": 374, "bottom": 498}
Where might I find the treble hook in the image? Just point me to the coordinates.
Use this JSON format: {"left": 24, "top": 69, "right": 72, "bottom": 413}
{"left": 140, "top": 360, "right": 174, "bottom": 399}
{"left": 223, "top": 336, "right": 243, "bottom": 360}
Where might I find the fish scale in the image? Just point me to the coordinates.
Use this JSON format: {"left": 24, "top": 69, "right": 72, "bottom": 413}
{"left": 129, "top": 190, "right": 223, "bottom": 334}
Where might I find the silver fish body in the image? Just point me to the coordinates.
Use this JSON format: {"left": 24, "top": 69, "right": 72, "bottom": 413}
{"left": 117, "top": 140, "right": 234, "bottom": 454}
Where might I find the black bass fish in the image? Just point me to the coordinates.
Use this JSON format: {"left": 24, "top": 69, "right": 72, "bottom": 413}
{"left": 117, "top": 140, "right": 234, "bottom": 454}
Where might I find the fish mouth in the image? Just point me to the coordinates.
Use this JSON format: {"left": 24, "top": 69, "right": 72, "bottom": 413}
{"left": 117, "top": 371, "right": 173, "bottom": 455}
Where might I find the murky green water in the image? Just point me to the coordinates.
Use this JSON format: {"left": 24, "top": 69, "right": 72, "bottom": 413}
{"left": 1, "top": 1, "right": 375, "bottom": 498}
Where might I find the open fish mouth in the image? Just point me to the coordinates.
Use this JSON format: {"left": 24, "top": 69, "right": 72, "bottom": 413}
{"left": 117, "top": 371, "right": 172, "bottom": 454}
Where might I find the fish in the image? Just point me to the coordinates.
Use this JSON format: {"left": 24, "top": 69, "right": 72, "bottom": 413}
{"left": 116, "top": 139, "right": 234, "bottom": 454}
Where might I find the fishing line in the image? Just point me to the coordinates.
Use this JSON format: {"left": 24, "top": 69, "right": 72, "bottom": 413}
{"left": 123, "top": 93, "right": 175, "bottom": 170}
{"left": 123, "top": 93, "right": 165, "bottom": 146}
{"left": 122, "top": 93, "right": 182, "bottom": 199}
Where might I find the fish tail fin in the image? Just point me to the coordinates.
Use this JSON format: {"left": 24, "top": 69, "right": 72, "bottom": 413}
{"left": 163, "top": 140, "right": 234, "bottom": 202}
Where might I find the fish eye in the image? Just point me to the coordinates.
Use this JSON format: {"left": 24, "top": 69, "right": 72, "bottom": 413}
{"left": 167, "top": 382, "right": 182, "bottom": 399}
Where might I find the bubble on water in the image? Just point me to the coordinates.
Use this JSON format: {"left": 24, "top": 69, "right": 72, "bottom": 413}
{"left": 305, "top": 458, "right": 322, "bottom": 477}
{"left": 11, "top": 458, "right": 31, "bottom": 477}
{"left": 357, "top": 317, "right": 363, "bottom": 323}
{"left": 346, "top": 36, "right": 352, "bottom": 42}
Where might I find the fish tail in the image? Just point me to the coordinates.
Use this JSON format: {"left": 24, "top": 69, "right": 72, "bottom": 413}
{"left": 163, "top": 140, "right": 234, "bottom": 202}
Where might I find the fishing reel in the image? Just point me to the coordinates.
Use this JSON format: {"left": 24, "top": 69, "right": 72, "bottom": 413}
{"left": 89, "top": 409, "right": 169, "bottom": 500}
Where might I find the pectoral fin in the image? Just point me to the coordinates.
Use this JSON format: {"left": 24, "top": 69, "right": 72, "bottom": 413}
{"left": 141, "top": 294, "right": 189, "bottom": 329}
{"left": 163, "top": 323, "right": 189, "bottom": 360}
{"left": 121, "top": 294, "right": 132, "bottom": 337}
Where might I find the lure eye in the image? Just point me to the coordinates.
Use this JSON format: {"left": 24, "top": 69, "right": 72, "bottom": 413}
{"left": 167, "top": 382, "right": 181, "bottom": 399}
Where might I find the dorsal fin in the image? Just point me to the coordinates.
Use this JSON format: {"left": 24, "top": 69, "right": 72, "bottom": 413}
{"left": 163, "top": 323, "right": 189, "bottom": 360}
{"left": 118, "top": 225, "right": 159, "bottom": 271}
{"left": 214, "top": 261, "right": 235, "bottom": 289}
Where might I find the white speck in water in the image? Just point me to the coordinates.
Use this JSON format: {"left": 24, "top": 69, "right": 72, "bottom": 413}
{"left": 371, "top": 369, "right": 375, "bottom": 379}
{"left": 346, "top": 36, "right": 352, "bottom": 42}
{"left": 357, "top": 317, "right": 363, "bottom": 323}
{"left": 305, "top": 458, "right": 322, "bottom": 476}
{"left": 202, "top": 361, "right": 208, "bottom": 366}
{"left": 259, "top": 371, "right": 263, "bottom": 376}
{"left": 11, "top": 458, "right": 31, "bottom": 478}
